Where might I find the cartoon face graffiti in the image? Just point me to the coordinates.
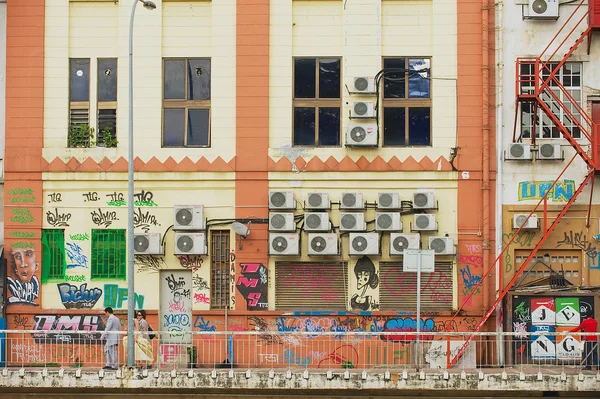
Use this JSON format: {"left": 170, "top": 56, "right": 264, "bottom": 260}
{"left": 350, "top": 256, "right": 379, "bottom": 311}
{"left": 11, "top": 248, "right": 38, "bottom": 283}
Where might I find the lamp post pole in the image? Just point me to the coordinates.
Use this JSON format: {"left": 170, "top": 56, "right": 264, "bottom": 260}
{"left": 127, "top": 0, "right": 155, "bottom": 368}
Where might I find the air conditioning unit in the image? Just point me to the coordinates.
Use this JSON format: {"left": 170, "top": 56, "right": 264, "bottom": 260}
{"left": 174, "top": 205, "right": 205, "bottom": 230}
{"left": 340, "top": 192, "right": 364, "bottom": 210}
{"left": 269, "top": 190, "right": 296, "bottom": 210}
{"left": 304, "top": 212, "right": 330, "bottom": 232}
{"left": 428, "top": 236, "right": 455, "bottom": 255}
{"left": 269, "top": 212, "right": 296, "bottom": 232}
{"left": 528, "top": 0, "right": 559, "bottom": 19}
{"left": 513, "top": 214, "right": 539, "bottom": 229}
{"left": 378, "top": 192, "right": 400, "bottom": 209}
{"left": 537, "top": 143, "right": 563, "bottom": 160}
{"left": 306, "top": 193, "right": 330, "bottom": 210}
{"left": 505, "top": 143, "right": 532, "bottom": 160}
{"left": 346, "top": 124, "right": 378, "bottom": 146}
{"left": 389, "top": 233, "right": 420, "bottom": 256}
{"left": 352, "top": 77, "right": 376, "bottom": 94}
{"left": 308, "top": 233, "right": 339, "bottom": 256}
{"left": 174, "top": 232, "right": 207, "bottom": 255}
{"left": 133, "top": 233, "right": 162, "bottom": 255}
{"left": 269, "top": 233, "right": 300, "bottom": 256}
{"left": 413, "top": 214, "right": 437, "bottom": 231}
{"left": 349, "top": 232, "right": 380, "bottom": 256}
{"left": 413, "top": 190, "right": 435, "bottom": 209}
{"left": 375, "top": 212, "right": 402, "bottom": 231}
{"left": 339, "top": 212, "right": 367, "bottom": 232}
{"left": 351, "top": 101, "right": 376, "bottom": 119}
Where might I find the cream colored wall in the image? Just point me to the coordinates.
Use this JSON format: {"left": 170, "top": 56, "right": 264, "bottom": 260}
{"left": 266, "top": 172, "right": 458, "bottom": 310}
{"left": 43, "top": 0, "right": 236, "bottom": 163}
{"left": 40, "top": 174, "right": 235, "bottom": 311}
{"left": 269, "top": 0, "right": 457, "bottom": 161}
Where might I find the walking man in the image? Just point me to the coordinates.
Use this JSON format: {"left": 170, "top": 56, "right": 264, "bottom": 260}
{"left": 570, "top": 315, "right": 598, "bottom": 370}
{"left": 102, "top": 307, "right": 121, "bottom": 370}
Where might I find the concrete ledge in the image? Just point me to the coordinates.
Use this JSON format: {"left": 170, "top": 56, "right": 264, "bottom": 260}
{"left": 1, "top": 369, "right": 600, "bottom": 393}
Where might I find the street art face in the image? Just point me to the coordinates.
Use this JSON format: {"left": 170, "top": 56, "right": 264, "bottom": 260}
{"left": 7, "top": 247, "right": 40, "bottom": 305}
{"left": 350, "top": 256, "right": 379, "bottom": 311}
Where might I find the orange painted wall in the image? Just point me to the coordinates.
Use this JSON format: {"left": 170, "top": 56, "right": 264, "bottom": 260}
{"left": 235, "top": 0, "right": 270, "bottom": 310}
{"left": 4, "top": 0, "right": 45, "bottom": 312}
{"left": 456, "top": 0, "right": 497, "bottom": 320}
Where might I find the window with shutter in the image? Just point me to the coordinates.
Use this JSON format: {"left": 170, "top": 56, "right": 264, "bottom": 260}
{"left": 275, "top": 262, "right": 347, "bottom": 310}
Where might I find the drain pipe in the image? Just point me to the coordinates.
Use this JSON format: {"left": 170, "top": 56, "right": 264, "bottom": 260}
{"left": 495, "top": 0, "right": 505, "bottom": 366}
{"left": 481, "top": 0, "right": 491, "bottom": 315}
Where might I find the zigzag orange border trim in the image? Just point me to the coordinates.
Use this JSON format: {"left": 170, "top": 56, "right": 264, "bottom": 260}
{"left": 42, "top": 155, "right": 453, "bottom": 173}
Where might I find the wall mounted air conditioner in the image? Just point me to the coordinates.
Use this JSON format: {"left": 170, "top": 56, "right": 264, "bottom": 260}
{"left": 339, "top": 212, "right": 367, "bottom": 232}
{"left": 413, "top": 190, "right": 436, "bottom": 209}
{"left": 352, "top": 77, "right": 376, "bottom": 94}
{"left": 134, "top": 233, "right": 162, "bottom": 255}
{"left": 303, "top": 212, "right": 330, "bottom": 232}
{"left": 340, "top": 192, "right": 364, "bottom": 210}
{"left": 505, "top": 143, "right": 533, "bottom": 160}
{"left": 537, "top": 143, "right": 563, "bottom": 160}
{"left": 308, "top": 233, "right": 339, "bottom": 256}
{"left": 350, "top": 101, "right": 376, "bottom": 119}
{"left": 269, "top": 212, "right": 296, "bottom": 232}
{"left": 528, "top": 0, "right": 559, "bottom": 19}
{"left": 174, "top": 232, "right": 207, "bottom": 255}
{"left": 375, "top": 212, "right": 402, "bottom": 231}
{"left": 346, "top": 124, "right": 378, "bottom": 146}
{"left": 174, "top": 205, "right": 205, "bottom": 230}
{"left": 513, "top": 214, "right": 539, "bottom": 229}
{"left": 389, "top": 233, "right": 420, "bottom": 256}
{"left": 413, "top": 214, "right": 437, "bottom": 231}
{"left": 349, "top": 232, "right": 380, "bottom": 256}
{"left": 269, "top": 190, "right": 296, "bottom": 210}
{"left": 269, "top": 233, "right": 300, "bottom": 256}
{"left": 378, "top": 192, "right": 400, "bottom": 209}
{"left": 428, "top": 236, "right": 455, "bottom": 255}
{"left": 306, "top": 193, "right": 330, "bottom": 210}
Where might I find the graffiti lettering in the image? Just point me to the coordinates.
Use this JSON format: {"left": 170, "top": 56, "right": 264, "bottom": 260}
{"left": 12, "top": 344, "right": 46, "bottom": 363}
{"left": 90, "top": 208, "right": 118, "bottom": 227}
{"left": 236, "top": 263, "right": 268, "bottom": 310}
{"left": 47, "top": 193, "right": 62, "bottom": 203}
{"left": 46, "top": 208, "right": 71, "bottom": 227}
{"left": 8, "top": 188, "right": 36, "bottom": 204}
{"left": 9, "top": 231, "right": 35, "bottom": 238}
{"left": 10, "top": 241, "right": 35, "bottom": 249}
{"left": 135, "top": 255, "right": 166, "bottom": 274}
{"left": 514, "top": 301, "right": 531, "bottom": 322}
{"left": 13, "top": 314, "right": 29, "bottom": 328}
{"left": 502, "top": 231, "right": 537, "bottom": 272}
{"left": 518, "top": 180, "right": 574, "bottom": 202}
{"left": 10, "top": 208, "right": 35, "bottom": 224}
{"left": 164, "top": 314, "right": 190, "bottom": 328}
{"left": 134, "top": 190, "right": 157, "bottom": 207}
{"left": 65, "top": 274, "right": 86, "bottom": 283}
{"left": 7, "top": 276, "right": 40, "bottom": 305}
{"left": 280, "top": 348, "right": 310, "bottom": 366}
{"left": 106, "top": 192, "right": 125, "bottom": 207}
{"left": 194, "top": 293, "right": 210, "bottom": 304}
{"left": 133, "top": 208, "right": 160, "bottom": 232}
{"left": 557, "top": 230, "right": 597, "bottom": 258}
{"left": 103, "top": 284, "right": 144, "bottom": 309}
{"left": 31, "top": 315, "right": 105, "bottom": 343}
{"left": 65, "top": 242, "right": 89, "bottom": 269}
{"left": 192, "top": 274, "right": 209, "bottom": 291}
{"left": 58, "top": 283, "right": 102, "bottom": 309}
{"left": 166, "top": 273, "right": 186, "bottom": 292}
{"left": 82, "top": 191, "right": 100, "bottom": 202}
{"left": 178, "top": 255, "right": 203, "bottom": 271}
{"left": 69, "top": 233, "right": 90, "bottom": 241}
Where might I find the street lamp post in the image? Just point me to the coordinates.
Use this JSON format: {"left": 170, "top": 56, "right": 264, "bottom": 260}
{"left": 127, "top": 0, "right": 156, "bottom": 368}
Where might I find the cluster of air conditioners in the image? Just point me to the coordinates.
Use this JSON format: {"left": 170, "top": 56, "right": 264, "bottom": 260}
{"left": 505, "top": 142, "right": 564, "bottom": 161}
{"left": 268, "top": 190, "right": 453, "bottom": 257}
{"left": 347, "top": 76, "right": 378, "bottom": 146}
{"left": 133, "top": 205, "right": 207, "bottom": 256}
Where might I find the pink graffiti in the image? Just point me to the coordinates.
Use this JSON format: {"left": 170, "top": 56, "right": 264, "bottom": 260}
{"left": 194, "top": 293, "right": 210, "bottom": 304}
{"left": 168, "top": 299, "right": 187, "bottom": 313}
{"left": 463, "top": 244, "right": 482, "bottom": 254}
{"left": 457, "top": 254, "right": 483, "bottom": 266}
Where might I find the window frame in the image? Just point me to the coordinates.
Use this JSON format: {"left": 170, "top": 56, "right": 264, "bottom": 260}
{"left": 41, "top": 229, "right": 66, "bottom": 282}
{"left": 97, "top": 58, "right": 118, "bottom": 147}
{"left": 90, "top": 229, "right": 126, "bottom": 281}
{"left": 210, "top": 230, "right": 231, "bottom": 310}
{"left": 162, "top": 57, "right": 212, "bottom": 148}
{"left": 292, "top": 57, "right": 342, "bottom": 147}
{"left": 381, "top": 56, "right": 432, "bottom": 147}
{"left": 69, "top": 58, "right": 91, "bottom": 131}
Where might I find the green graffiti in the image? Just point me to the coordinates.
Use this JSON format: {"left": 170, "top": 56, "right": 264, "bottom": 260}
{"left": 65, "top": 275, "right": 86, "bottom": 283}
{"left": 501, "top": 231, "right": 537, "bottom": 273}
{"left": 8, "top": 188, "right": 33, "bottom": 195}
{"left": 107, "top": 200, "right": 127, "bottom": 207}
{"left": 10, "top": 241, "right": 35, "bottom": 249}
{"left": 69, "top": 233, "right": 90, "bottom": 241}
{"left": 10, "top": 208, "right": 35, "bottom": 224}
{"left": 9, "top": 231, "right": 35, "bottom": 238}
{"left": 8, "top": 188, "right": 35, "bottom": 204}
{"left": 135, "top": 200, "right": 158, "bottom": 207}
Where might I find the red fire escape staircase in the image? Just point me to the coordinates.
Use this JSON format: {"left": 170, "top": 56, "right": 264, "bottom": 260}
{"left": 447, "top": 0, "right": 600, "bottom": 368}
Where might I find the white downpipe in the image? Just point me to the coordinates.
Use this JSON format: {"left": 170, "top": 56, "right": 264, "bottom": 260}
{"left": 495, "top": 0, "right": 505, "bottom": 366}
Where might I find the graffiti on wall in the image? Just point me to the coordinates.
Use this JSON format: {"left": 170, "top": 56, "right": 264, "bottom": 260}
{"left": 502, "top": 231, "right": 537, "bottom": 273}
{"left": 46, "top": 208, "right": 71, "bottom": 227}
{"left": 135, "top": 255, "right": 167, "bottom": 274}
{"left": 178, "top": 255, "right": 203, "bottom": 271}
{"left": 350, "top": 256, "right": 379, "bottom": 311}
{"left": 518, "top": 180, "right": 575, "bottom": 202}
{"left": 90, "top": 208, "right": 119, "bottom": 227}
{"left": 133, "top": 208, "right": 160, "bottom": 232}
{"left": 58, "top": 283, "right": 102, "bottom": 309}
{"left": 65, "top": 242, "right": 89, "bottom": 269}
{"left": 105, "top": 190, "right": 158, "bottom": 207}
{"left": 160, "top": 271, "right": 193, "bottom": 341}
{"left": 103, "top": 284, "right": 144, "bottom": 309}
{"left": 556, "top": 230, "right": 597, "bottom": 258}
{"left": 7, "top": 246, "right": 40, "bottom": 305}
{"left": 236, "top": 263, "right": 268, "bottom": 310}
{"left": 31, "top": 315, "right": 105, "bottom": 343}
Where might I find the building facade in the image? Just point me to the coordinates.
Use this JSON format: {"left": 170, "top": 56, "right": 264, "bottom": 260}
{"left": 2, "top": 0, "right": 496, "bottom": 369}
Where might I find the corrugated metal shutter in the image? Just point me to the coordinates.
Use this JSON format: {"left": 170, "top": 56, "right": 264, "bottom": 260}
{"left": 378, "top": 261, "right": 453, "bottom": 311}
{"left": 275, "top": 262, "right": 347, "bottom": 310}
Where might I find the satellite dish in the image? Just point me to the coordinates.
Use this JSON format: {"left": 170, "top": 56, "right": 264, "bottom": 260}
{"left": 232, "top": 222, "right": 250, "bottom": 238}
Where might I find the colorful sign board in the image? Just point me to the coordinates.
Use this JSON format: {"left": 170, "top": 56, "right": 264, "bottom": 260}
{"left": 531, "top": 298, "right": 555, "bottom": 325}
{"left": 530, "top": 325, "right": 556, "bottom": 360}
{"left": 555, "top": 298, "right": 580, "bottom": 326}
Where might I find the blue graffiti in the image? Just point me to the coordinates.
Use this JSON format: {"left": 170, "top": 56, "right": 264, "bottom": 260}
{"left": 588, "top": 252, "right": 600, "bottom": 270}
{"left": 65, "top": 242, "right": 89, "bottom": 269}
{"left": 276, "top": 317, "right": 300, "bottom": 333}
{"left": 193, "top": 316, "right": 216, "bottom": 332}
{"left": 280, "top": 349, "right": 310, "bottom": 366}
{"left": 57, "top": 283, "right": 102, "bottom": 309}
{"left": 460, "top": 264, "right": 482, "bottom": 291}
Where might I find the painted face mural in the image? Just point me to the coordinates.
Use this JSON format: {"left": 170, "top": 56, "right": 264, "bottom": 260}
{"left": 350, "top": 256, "right": 379, "bottom": 311}
{"left": 7, "top": 247, "right": 40, "bottom": 305}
